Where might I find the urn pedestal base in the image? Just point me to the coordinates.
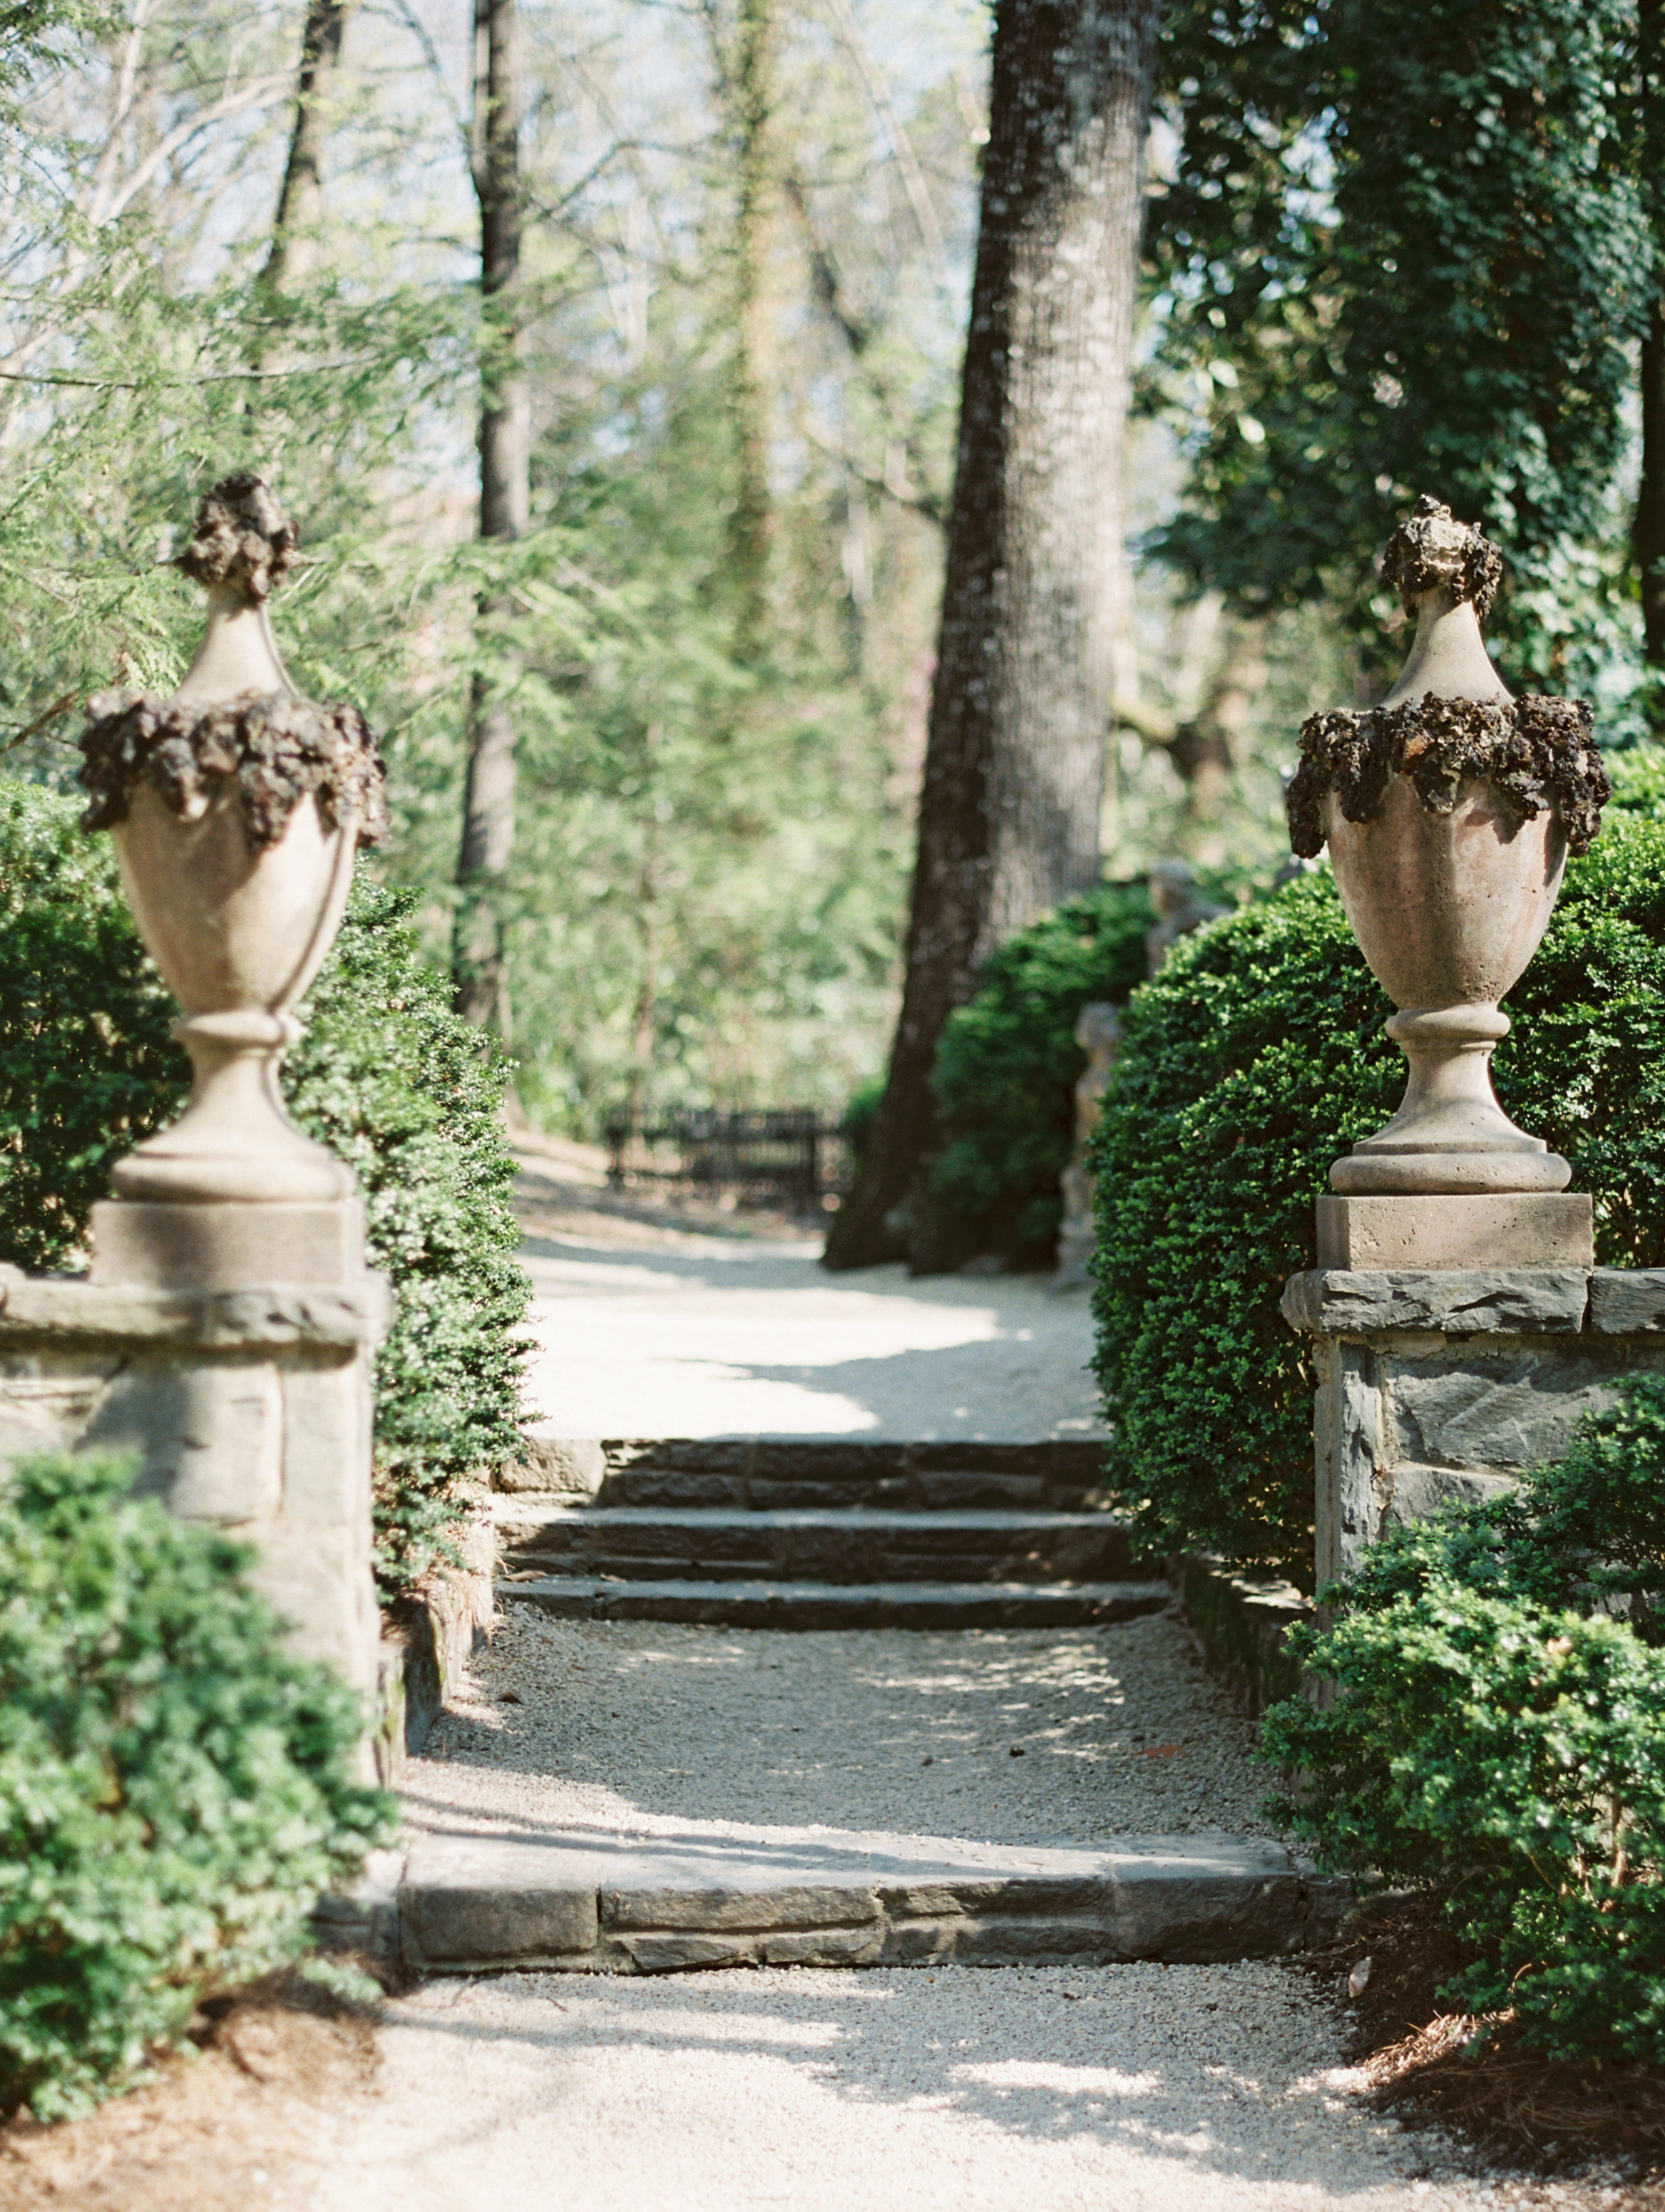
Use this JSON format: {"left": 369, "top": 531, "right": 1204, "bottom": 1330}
{"left": 0, "top": 1266, "right": 386, "bottom": 1709}
{"left": 1316, "top": 1193, "right": 1593, "bottom": 1271}
{"left": 89, "top": 1197, "right": 366, "bottom": 1290}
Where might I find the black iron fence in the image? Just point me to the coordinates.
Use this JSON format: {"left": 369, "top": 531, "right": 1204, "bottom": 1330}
{"left": 603, "top": 1108, "right": 848, "bottom": 1212}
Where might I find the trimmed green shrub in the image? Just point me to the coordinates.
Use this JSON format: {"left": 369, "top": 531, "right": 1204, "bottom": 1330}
{"left": 1091, "top": 774, "right": 1665, "bottom": 1575}
{"left": 0, "top": 781, "right": 529, "bottom": 1593}
{"left": 0, "top": 782, "right": 182, "bottom": 1270}
{"left": 919, "top": 881, "right": 1154, "bottom": 1271}
{"left": 0, "top": 1450, "right": 391, "bottom": 2121}
{"left": 1262, "top": 1382, "right": 1665, "bottom": 2064}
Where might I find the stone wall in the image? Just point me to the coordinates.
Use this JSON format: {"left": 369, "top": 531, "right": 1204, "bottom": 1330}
{"left": 0, "top": 1265, "right": 386, "bottom": 1697}
{"left": 1282, "top": 1267, "right": 1665, "bottom": 1584}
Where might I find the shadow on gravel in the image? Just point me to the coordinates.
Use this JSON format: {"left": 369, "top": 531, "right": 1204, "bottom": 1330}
{"left": 366, "top": 1965, "right": 1454, "bottom": 2201}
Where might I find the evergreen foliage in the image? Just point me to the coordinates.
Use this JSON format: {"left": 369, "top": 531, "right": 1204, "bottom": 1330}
{"left": 0, "top": 783, "right": 528, "bottom": 1594}
{"left": 1090, "top": 768, "right": 1665, "bottom": 1573}
{"left": 1262, "top": 1380, "right": 1665, "bottom": 2064}
{"left": 1150, "top": 0, "right": 1650, "bottom": 706}
{"left": 0, "top": 1450, "right": 391, "bottom": 2121}
{"left": 0, "top": 0, "right": 970, "bottom": 1128}
{"left": 920, "top": 882, "right": 1154, "bottom": 1270}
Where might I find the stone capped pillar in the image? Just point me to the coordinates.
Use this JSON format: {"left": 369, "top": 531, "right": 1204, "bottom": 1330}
{"left": 0, "top": 473, "right": 391, "bottom": 1698}
{"left": 1281, "top": 498, "right": 1615, "bottom": 1572}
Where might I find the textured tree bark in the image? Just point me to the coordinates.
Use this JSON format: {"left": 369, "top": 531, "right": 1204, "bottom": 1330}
{"left": 260, "top": 0, "right": 352, "bottom": 294}
{"left": 728, "top": 0, "right": 775, "bottom": 658}
{"left": 825, "top": 0, "right": 1158, "bottom": 1272}
{"left": 454, "top": 0, "right": 528, "bottom": 1029}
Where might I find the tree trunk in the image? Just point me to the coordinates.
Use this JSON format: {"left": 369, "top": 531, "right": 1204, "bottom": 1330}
{"left": 260, "top": 0, "right": 352, "bottom": 294}
{"left": 824, "top": 0, "right": 1159, "bottom": 1273}
{"left": 1636, "top": 0, "right": 1665, "bottom": 666}
{"left": 729, "top": 0, "right": 775, "bottom": 657}
{"left": 453, "top": 0, "right": 528, "bottom": 1030}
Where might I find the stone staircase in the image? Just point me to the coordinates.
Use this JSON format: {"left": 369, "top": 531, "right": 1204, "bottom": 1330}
{"left": 493, "top": 1438, "right": 1168, "bottom": 1629}
{"left": 365, "top": 1438, "right": 1353, "bottom": 1977}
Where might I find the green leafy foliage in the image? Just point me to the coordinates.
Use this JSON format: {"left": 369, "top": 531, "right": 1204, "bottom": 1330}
{"left": 285, "top": 888, "right": 531, "bottom": 1594}
{"left": 0, "top": 782, "right": 528, "bottom": 1593}
{"left": 0, "top": 1450, "right": 391, "bottom": 2121}
{"left": 1091, "top": 776, "right": 1665, "bottom": 1573}
{"left": 919, "top": 883, "right": 1155, "bottom": 1271}
{"left": 1261, "top": 1384, "right": 1665, "bottom": 2064}
{"left": 1150, "top": 0, "right": 1649, "bottom": 707}
{"left": 0, "top": 781, "right": 182, "bottom": 1269}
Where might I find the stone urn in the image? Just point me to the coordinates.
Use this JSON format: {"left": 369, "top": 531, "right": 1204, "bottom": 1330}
{"left": 78, "top": 473, "right": 388, "bottom": 1213}
{"left": 1285, "top": 497, "right": 1608, "bottom": 1197}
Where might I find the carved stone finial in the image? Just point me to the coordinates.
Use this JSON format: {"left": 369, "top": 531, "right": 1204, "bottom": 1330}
{"left": 176, "top": 471, "right": 299, "bottom": 604}
{"left": 1380, "top": 493, "right": 1502, "bottom": 620}
{"left": 79, "top": 472, "right": 386, "bottom": 850}
{"left": 1285, "top": 498, "right": 1607, "bottom": 862}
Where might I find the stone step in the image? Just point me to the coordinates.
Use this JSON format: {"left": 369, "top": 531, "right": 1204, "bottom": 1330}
{"left": 398, "top": 1824, "right": 1349, "bottom": 1975}
{"left": 496, "top": 1573, "right": 1170, "bottom": 1630}
{"left": 495, "top": 1503, "right": 1144, "bottom": 1585}
{"left": 506, "top": 1436, "right": 1110, "bottom": 1512}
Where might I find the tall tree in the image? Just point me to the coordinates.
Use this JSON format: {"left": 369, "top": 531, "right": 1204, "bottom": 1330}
{"left": 727, "top": 0, "right": 776, "bottom": 657}
{"left": 259, "top": 0, "right": 352, "bottom": 294}
{"left": 825, "top": 0, "right": 1160, "bottom": 1272}
{"left": 453, "top": 0, "right": 528, "bottom": 1030}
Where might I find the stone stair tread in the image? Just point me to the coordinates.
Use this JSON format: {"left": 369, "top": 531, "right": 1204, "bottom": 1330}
{"left": 495, "top": 1504, "right": 1129, "bottom": 1530}
{"left": 496, "top": 1575, "right": 1169, "bottom": 1627}
{"left": 398, "top": 1821, "right": 1347, "bottom": 1972}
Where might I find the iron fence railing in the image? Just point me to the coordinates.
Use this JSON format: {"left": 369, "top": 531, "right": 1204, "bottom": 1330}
{"left": 603, "top": 1108, "right": 849, "bottom": 1211}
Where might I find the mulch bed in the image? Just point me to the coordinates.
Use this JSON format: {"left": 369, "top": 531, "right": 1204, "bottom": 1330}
{"left": 0, "top": 1968, "right": 381, "bottom": 2211}
{"left": 1309, "top": 1891, "right": 1665, "bottom": 2192}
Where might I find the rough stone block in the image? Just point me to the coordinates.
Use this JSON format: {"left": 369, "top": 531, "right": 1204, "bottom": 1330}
{"left": 89, "top": 1198, "right": 367, "bottom": 1290}
{"left": 279, "top": 1357, "right": 375, "bottom": 1531}
{"left": 600, "top": 1884, "right": 881, "bottom": 1934}
{"left": 1380, "top": 1463, "right": 1518, "bottom": 1526}
{"left": 1589, "top": 1270, "right": 1665, "bottom": 1334}
{"left": 400, "top": 1841, "right": 599, "bottom": 1966}
{"left": 922, "top": 1915, "right": 1124, "bottom": 1966}
{"left": 1110, "top": 1843, "right": 1303, "bottom": 1961}
{"left": 83, "top": 1355, "right": 283, "bottom": 1528}
{"left": 0, "top": 1347, "right": 122, "bottom": 1459}
{"left": 1316, "top": 1193, "right": 1593, "bottom": 1270}
{"left": 498, "top": 1434, "right": 608, "bottom": 1495}
{"left": 759, "top": 1926, "right": 888, "bottom": 1966}
{"left": 1284, "top": 1267, "right": 1588, "bottom": 1337}
{"left": 1387, "top": 1345, "right": 1651, "bottom": 1473}
{"left": 614, "top": 1932, "right": 755, "bottom": 1972}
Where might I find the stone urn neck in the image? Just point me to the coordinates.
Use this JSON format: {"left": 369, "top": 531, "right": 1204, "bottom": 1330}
{"left": 1378, "top": 587, "right": 1510, "bottom": 711}
{"left": 171, "top": 580, "right": 297, "bottom": 709}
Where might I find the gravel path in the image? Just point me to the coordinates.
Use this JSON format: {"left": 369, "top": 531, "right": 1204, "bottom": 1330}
{"left": 403, "top": 1606, "right": 1274, "bottom": 1847}
{"left": 516, "top": 1228, "right": 1105, "bottom": 1441}
{"left": 304, "top": 1965, "right": 1495, "bottom": 2212}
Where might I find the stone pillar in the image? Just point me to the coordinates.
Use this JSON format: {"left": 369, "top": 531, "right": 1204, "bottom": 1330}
{"left": 1278, "top": 498, "right": 1615, "bottom": 1574}
{"left": 1284, "top": 1267, "right": 1665, "bottom": 1587}
{"left": 0, "top": 1270, "right": 387, "bottom": 1694}
{"left": 4, "top": 473, "right": 391, "bottom": 1699}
